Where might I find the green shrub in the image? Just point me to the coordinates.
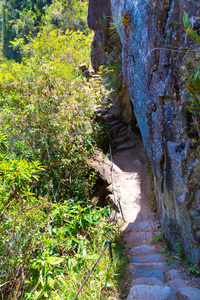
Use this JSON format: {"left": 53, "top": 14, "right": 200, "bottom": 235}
{"left": 182, "top": 12, "right": 200, "bottom": 138}
{"left": 0, "top": 3, "right": 124, "bottom": 299}
{"left": 0, "top": 29, "right": 98, "bottom": 200}
{"left": 100, "top": 55, "right": 122, "bottom": 91}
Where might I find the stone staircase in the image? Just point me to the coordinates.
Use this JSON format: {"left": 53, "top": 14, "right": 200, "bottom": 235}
{"left": 78, "top": 64, "right": 102, "bottom": 84}
{"left": 124, "top": 213, "right": 200, "bottom": 300}
{"left": 97, "top": 106, "right": 137, "bottom": 151}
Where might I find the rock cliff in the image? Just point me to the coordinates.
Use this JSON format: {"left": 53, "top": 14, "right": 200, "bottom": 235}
{"left": 88, "top": 0, "right": 200, "bottom": 265}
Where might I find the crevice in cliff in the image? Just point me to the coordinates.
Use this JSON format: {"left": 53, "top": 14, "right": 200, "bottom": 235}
{"left": 160, "top": 154, "right": 165, "bottom": 194}
{"left": 147, "top": 65, "right": 158, "bottom": 90}
{"left": 162, "top": 0, "right": 173, "bottom": 40}
{"left": 174, "top": 76, "right": 180, "bottom": 101}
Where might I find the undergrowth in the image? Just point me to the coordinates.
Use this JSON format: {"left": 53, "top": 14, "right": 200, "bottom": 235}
{"left": 0, "top": 1, "right": 125, "bottom": 299}
{"left": 182, "top": 12, "right": 200, "bottom": 138}
{"left": 146, "top": 161, "right": 157, "bottom": 212}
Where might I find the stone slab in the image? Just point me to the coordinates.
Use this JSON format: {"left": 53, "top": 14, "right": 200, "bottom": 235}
{"left": 169, "top": 279, "right": 190, "bottom": 291}
{"left": 124, "top": 231, "right": 152, "bottom": 247}
{"left": 177, "top": 287, "right": 200, "bottom": 300}
{"left": 128, "top": 221, "right": 150, "bottom": 230}
{"left": 131, "top": 254, "right": 165, "bottom": 263}
{"left": 129, "top": 268, "right": 165, "bottom": 281}
{"left": 130, "top": 262, "right": 169, "bottom": 271}
{"left": 127, "top": 285, "right": 178, "bottom": 300}
{"left": 117, "top": 141, "right": 135, "bottom": 151}
{"left": 129, "top": 245, "right": 157, "bottom": 256}
{"left": 131, "top": 277, "right": 164, "bottom": 286}
{"left": 169, "top": 269, "right": 183, "bottom": 280}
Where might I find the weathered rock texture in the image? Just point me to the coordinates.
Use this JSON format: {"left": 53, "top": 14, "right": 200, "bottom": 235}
{"left": 88, "top": 0, "right": 200, "bottom": 264}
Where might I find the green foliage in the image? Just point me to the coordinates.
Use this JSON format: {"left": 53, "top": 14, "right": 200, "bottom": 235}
{"left": 175, "top": 227, "right": 185, "bottom": 261}
{"left": 2, "top": 0, "right": 53, "bottom": 60}
{"left": 109, "top": 12, "right": 132, "bottom": 35}
{"left": 109, "top": 14, "right": 125, "bottom": 35}
{"left": 151, "top": 232, "right": 163, "bottom": 244}
{"left": 100, "top": 55, "right": 122, "bottom": 91}
{"left": 0, "top": 29, "right": 97, "bottom": 200}
{"left": 43, "top": 0, "right": 89, "bottom": 34}
{"left": 188, "top": 264, "right": 200, "bottom": 276}
{"left": 159, "top": 243, "right": 178, "bottom": 266}
{"left": 183, "top": 12, "right": 200, "bottom": 43}
{"left": 0, "top": 1, "right": 125, "bottom": 298}
{"left": 1, "top": 0, "right": 90, "bottom": 60}
{"left": 0, "top": 147, "right": 120, "bottom": 298}
{"left": 182, "top": 12, "right": 200, "bottom": 138}
{"left": 183, "top": 11, "right": 190, "bottom": 30}
{"left": 0, "top": 4, "right": 124, "bottom": 298}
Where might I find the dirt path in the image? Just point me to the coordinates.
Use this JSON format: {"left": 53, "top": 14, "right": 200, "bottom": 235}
{"left": 90, "top": 108, "right": 200, "bottom": 299}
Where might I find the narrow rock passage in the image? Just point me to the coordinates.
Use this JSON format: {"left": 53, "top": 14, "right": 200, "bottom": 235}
{"left": 111, "top": 141, "right": 174, "bottom": 299}
{"left": 89, "top": 109, "right": 200, "bottom": 299}
{"left": 110, "top": 133, "right": 200, "bottom": 300}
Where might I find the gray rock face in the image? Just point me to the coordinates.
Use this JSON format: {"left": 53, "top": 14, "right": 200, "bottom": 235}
{"left": 88, "top": 0, "right": 200, "bottom": 264}
{"left": 88, "top": 0, "right": 111, "bottom": 31}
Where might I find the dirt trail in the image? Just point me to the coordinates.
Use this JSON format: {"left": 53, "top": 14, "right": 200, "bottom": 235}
{"left": 89, "top": 108, "right": 200, "bottom": 299}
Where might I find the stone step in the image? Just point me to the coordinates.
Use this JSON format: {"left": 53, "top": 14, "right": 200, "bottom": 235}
{"left": 92, "top": 79, "right": 102, "bottom": 83}
{"left": 127, "top": 221, "right": 151, "bottom": 231}
{"left": 131, "top": 277, "right": 164, "bottom": 286}
{"left": 124, "top": 231, "right": 153, "bottom": 248}
{"left": 177, "top": 287, "right": 200, "bottom": 299}
{"left": 129, "top": 268, "right": 165, "bottom": 281}
{"left": 103, "top": 113, "right": 115, "bottom": 122}
{"left": 118, "top": 129, "right": 128, "bottom": 138}
{"left": 169, "top": 269, "right": 182, "bottom": 280}
{"left": 114, "top": 134, "right": 130, "bottom": 146}
{"left": 92, "top": 74, "right": 101, "bottom": 79}
{"left": 118, "top": 124, "right": 129, "bottom": 134}
{"left": 129, "top": 262, "right": 169, "bottom": 271}
{"left": 130, "top": 254, "right": 166, "bottom": 263}
{"left": 108, "top": 123, "right": 127, "bottom": 139}
{"left": 117, "top": 140, "right": 136, "bottom": 151}
{"left": 168, "top": 279, "right": 191, "bottom": 291}
{"left": 127, "top": 285, "right": 178, "bottom": 300}
{"left": 108, "top": 119, "right": 120, "bottom": 126}
{"left": 129, "top": 245, "right": 158, "bottom": 256}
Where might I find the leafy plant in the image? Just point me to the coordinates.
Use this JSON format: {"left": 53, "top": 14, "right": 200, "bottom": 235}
{"left": 100, "top": 55, "right": 122, "bottom": 91}
{"left": 43, "top": 0, "right": 89, "bottom": 34}
{"left": 174, "top": 227, "right": 185, "bottom": 262}
{"left": 183, "top": 12, "right": 200, "bottom": 43}
{"left": 109, "top": 12, "right": 132, "bottom": 35}
{"left": 189, "top": 264, "right": 200, "bottom": 276}
{"left": 0, "top": 28, "right": 97, "bottom": 201}
{"left": 151, "top": 232, "right": 163, "bottom": 244}
{"left": 182, "top": 12, "right": 200, "bottom": 138}
{"left": 0, "top": 2, "right": 125, "bottom": 299}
